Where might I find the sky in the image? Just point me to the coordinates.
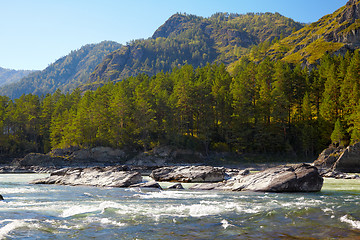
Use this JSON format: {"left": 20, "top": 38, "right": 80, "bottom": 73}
{"left": 0, "top": 0, "right": 349, "bottom": 70}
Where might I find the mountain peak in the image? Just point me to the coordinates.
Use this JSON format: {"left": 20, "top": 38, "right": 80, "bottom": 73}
{"left": 339, "top": 0, "right": 360, "bottom": 24}
{"left": 152, "top": 13, "right": 200, "bottom": 39}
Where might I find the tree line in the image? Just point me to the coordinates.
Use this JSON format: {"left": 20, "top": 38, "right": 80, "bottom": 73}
{"left": 0, "top": 52, "right": 359, "bottom": 159}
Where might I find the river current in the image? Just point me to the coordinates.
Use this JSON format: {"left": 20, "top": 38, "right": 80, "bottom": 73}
{"left": 0, "top": 174, "right": 359, "bottom": 239}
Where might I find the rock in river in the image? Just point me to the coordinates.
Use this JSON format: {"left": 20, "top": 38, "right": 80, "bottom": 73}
{"left": 190, "top": 163, "right": 323, "bottom": 192}
{"left": 150, "top": 165, "right": 225, "bottom": 182}
{"left": 30, "top": 166, "right": 142, "bottom": 188}
{"left": 226, "top": 163, "right": 323, "bottom": 192}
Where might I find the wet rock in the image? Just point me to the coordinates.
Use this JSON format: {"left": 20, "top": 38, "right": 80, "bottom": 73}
{"left": 150, "top": 166, "right": 226, "bottom": 183}
{"left": 224, "top": 163, "right": 323, "bottom": 192}
{"left": 0, "top": 194, "right": 3, "bottom": 200}
{"left": 30, "top": 166, "right": 142, "bottom": 188}
{"left": 130, "top": 181, "right": 163, "bottom": 190}
{"left": 168, "top": 183, "right": 184, "bottom": 189}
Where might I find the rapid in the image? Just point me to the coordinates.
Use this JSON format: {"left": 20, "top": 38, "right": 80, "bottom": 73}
{"left": 0, "top": 174, "right": 359, "bottom": 239}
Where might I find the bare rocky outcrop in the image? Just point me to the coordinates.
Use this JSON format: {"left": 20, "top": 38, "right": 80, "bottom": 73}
{"left": 313, "top": 142, "right": 360, "bottom": 174}
{"left": 30, "top": 166, "right": 142, "bottom": 188}
{"left": 332, "top": 143, "right": 360, "bottom": 173}
{"left": 15, "top": 146, "right": 127, "bottom": 169}
{"left": 150, "top": 166, "right": 226, "bottom": 183}
{"left": 191, "top": 164, "right": 323, "bottom": 192}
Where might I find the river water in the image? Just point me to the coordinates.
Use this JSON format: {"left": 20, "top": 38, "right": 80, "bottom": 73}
{"left": 0, "top": 174, "right": 359, "bottom": 239}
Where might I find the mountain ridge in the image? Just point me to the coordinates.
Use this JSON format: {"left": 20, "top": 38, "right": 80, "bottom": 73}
{"left": 268, "top": 0, "right": 360, "bottom": 65}
{"left": 0, "top": 41, "right": 122, "bottom": 99}
{"left": 0, "top": 67, "right": 34, "bottom": 87}
{"left": 89, "top": 12, "right": 303, "bottom": 83}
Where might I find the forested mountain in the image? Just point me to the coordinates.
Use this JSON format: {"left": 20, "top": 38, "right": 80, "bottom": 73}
{"left": 2, "top": 51, "right": 360, "bottom": 158}
{"left": 89, "top": 12, "right": 303, "bottom": 83}
{"left": 0, "top": 41, "right": 122, "bottom": 99}
{"left": 268, "top": 0, "right": 360, "bottom": 65}
{"left": 0, "top": 67, "right": 34, "bottom": 87}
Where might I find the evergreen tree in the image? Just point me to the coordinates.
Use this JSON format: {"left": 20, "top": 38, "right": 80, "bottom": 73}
{"left": 331, "top": 119, "right": 345, "bottom": 146}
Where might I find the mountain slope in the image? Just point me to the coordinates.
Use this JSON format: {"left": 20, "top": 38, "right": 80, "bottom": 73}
{"left": 0, "top": 41, "right": 122, "bottom": 99}
{"left": 89, "top": 12, "right": 303, "bottom": 83}
{"left": 269, "top": 0, "right": 360, "bottom": 65}
{"left": 0, "top": 67, "right": 34, "bottom": 87}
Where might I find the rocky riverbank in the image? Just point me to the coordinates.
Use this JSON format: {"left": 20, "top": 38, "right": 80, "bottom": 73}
{"left": 313, "top": 142, "right": 360, "bottom": 179}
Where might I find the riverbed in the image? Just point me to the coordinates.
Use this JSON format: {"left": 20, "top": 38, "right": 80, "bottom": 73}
{"left": 0, "top": 174, "right": 359, "bottom": 239}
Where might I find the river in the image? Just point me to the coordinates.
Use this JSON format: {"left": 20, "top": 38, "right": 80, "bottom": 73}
{"left": 0, "top": 174, "right": 359, "bottom": 239}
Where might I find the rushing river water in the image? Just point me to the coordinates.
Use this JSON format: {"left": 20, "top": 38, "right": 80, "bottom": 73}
{"left": 0, "top": 174, "right": 359, "bottom": 239}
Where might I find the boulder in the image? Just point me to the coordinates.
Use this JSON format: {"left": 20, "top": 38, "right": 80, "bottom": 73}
{"left": 313, "top": 142, "right": 360, "bottom": 174}
{"left": 150, "top": 166, "right": 226, "bottom": 182}
{"left": 313, "top": 145, "right": 342, "bottom": 169}
{"left": 332, "top": 142, "right": 360, "bottom": 173}
{"left": 168, "top": 183, "right": 184, "bottom": 189}
{"left": 30, "top": 166, "right": 142, "bottom": 188}
{"left": 224, "top": 163, "right": 323, "bottom": 192}
{"left": 129, "top": 181, "right": 163, "bottom": 190}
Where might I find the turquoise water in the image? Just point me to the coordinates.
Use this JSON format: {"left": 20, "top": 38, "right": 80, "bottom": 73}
{"left": 0, "top": 174, "right": 359, "bottom": 239}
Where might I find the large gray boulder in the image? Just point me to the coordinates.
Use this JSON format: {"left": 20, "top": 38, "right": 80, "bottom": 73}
{"left": 30, "top": 166, "right": 142, "bottom": 188}
{"left": 150, "top": 166, "right": 226, "bottom": 182}
{"left": 227, "top": 163, "right": 323, "bottom": 192}
{"left": 332, "top": 143, "right": 360, "bottom": 173}
{"left": 191, "top": 164, "right": 323, "bottom": 192}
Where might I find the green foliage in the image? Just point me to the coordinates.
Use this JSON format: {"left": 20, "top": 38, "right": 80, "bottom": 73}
{"left": 2, "top": 50, "right": 360, "bottom": 159}
{"left": 331, "top": 119, "right": 346, "bottom": 146}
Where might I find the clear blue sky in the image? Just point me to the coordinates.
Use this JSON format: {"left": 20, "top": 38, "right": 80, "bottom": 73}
{"left": 0, "top": 0, "right": 348, "bottom": 70}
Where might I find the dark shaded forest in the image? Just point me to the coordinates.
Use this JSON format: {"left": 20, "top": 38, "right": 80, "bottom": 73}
{"left": 0, "top": 51, "right": 359, "bottom": 159}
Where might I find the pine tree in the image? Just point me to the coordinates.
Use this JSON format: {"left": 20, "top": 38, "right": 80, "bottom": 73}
{"left": 331, "top": 119, "right": 345, "bottom": 146}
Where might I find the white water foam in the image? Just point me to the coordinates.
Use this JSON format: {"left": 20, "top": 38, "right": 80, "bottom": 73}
{"left": 0, "top": 220, "right": 27, "bottom": 239}
{"left": 340, "top": 215, "right": 360, "bottom": 229}
{"left": 61, "top": 201, "right": 125, "bottom": 218}
{"left": 134, "top": 190, "right": 221, "bottom": 200}
{"left": 221, "top": 219, "right": 234, "bottom": 229}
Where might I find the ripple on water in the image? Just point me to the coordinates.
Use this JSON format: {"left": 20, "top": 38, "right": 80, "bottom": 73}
{"left": 340, "top": 215, "right": 360, "bottom": 229}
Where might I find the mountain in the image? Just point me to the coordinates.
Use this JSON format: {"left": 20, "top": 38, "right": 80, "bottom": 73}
{"left": 89, "top": 12, "right": 303, "bottom": 83}
{"left": 0, "top": 67, "right": 34, "bottom": 87}
{"left": 269, "top": 0, "right": 360, "bottom": 65}
{"left": 0, "top": 41, "right": 122, "bottom": 99}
